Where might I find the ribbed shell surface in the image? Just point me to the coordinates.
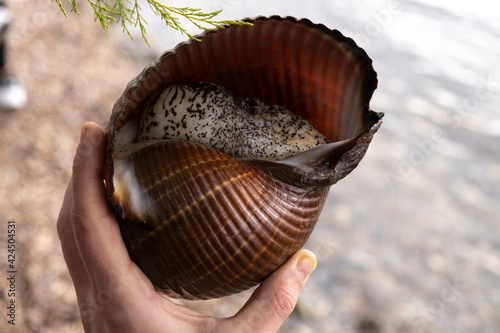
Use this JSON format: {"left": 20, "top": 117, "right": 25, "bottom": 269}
{"left": 119, "top": 140, "right": 328, "bottom": 299}
{"left": 104, "top": 16, "right": 383, "bottom": 300}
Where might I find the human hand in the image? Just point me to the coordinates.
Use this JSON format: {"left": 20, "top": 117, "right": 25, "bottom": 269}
{"left": 57, "top": 122, "right": 317, "bottom": 333}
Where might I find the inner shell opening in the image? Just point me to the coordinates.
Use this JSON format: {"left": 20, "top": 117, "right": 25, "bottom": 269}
{"left": 116, "top": 82, "right": 329, "bottom": 161}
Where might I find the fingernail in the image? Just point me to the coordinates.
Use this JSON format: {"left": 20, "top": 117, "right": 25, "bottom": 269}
{"left": 80, "top": 124, "right": 88, "bottom": 142}
{"left": 296, "top": 252, "right": 317, "bottom": 281}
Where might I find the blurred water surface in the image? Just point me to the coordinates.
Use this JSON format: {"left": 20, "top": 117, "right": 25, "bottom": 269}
{"left": 113, "top": 1, "right": 500, "bottom": 332}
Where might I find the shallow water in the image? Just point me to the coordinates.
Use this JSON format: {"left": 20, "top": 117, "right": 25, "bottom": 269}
{"left": 115, "top": 1, "right": 500, "bottom": 332}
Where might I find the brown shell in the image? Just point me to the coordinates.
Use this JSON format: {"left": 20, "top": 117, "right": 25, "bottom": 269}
{"left": 104, "top": 16, "right": 383, "bottom": 300}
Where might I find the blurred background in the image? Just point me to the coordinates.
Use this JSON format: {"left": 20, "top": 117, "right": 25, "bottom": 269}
{"left": 0, "top": 0, "right": 499, "bottom": 332}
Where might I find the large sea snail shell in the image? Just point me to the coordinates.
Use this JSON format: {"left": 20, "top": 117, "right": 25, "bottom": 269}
{"left": 104, "top": 16, "right": 383, "bottom": 300}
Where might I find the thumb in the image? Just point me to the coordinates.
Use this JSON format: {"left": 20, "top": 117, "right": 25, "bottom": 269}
{"left": 229, "top": 249, "right": 317, "bottom": 333}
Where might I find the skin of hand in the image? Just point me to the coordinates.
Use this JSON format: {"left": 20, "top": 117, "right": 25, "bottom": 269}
{"left": 57, "top": 122, "right": 318, "bottom": 333}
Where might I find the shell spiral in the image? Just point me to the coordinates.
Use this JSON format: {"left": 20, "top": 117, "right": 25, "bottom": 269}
{"left": 104, "top": 16, "right": 383, "bottom": 300}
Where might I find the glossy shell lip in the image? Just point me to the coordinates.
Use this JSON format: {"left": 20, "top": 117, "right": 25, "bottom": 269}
{"left": 106, "top": 15, "right": 381, "bottom": 145}
{"left": 104, "top": 15, "right": 383, "bottom": 300}
{"left": 105, "top": 15, "right": 383, "bottom": 195}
